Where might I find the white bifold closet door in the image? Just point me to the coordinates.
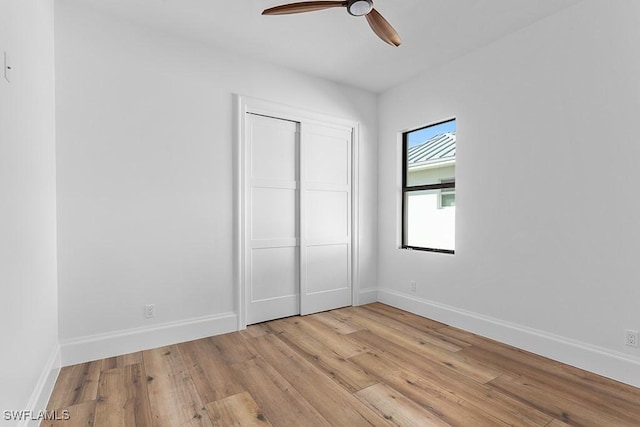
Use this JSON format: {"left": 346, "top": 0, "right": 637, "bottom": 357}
{"left": 245, "top": 113, "right": 352, "bottom": 325}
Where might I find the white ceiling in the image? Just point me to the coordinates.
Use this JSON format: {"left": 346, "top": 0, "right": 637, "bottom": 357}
{"left": 68, "top": 0, "right": 582, "bottom": 93}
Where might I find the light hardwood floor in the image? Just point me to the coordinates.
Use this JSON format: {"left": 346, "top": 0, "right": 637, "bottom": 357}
{"left": 44, "top": 303, "right": 640, "bottom": 426}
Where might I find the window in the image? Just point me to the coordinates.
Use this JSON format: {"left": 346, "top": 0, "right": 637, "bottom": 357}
{"left": 438, "top": 179, "right": 455, "bottom": 209}
{"left": 402, "top": 119, "right": 456, "bottom": 253}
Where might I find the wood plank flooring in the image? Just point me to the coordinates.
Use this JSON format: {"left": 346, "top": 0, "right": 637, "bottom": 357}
{"left": 45, "top": 303, "right": 640, "bottom": 426}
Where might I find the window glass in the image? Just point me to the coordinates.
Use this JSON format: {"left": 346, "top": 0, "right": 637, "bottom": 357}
{"left": 402, "top": 119, "right": 456, "bottom": 253}
{"left": 440, "top": 191, "right": 455, "bottom": 208}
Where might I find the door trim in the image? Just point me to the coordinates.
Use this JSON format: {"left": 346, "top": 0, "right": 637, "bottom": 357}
{"left": 234, "top": 94, "right": 360, "bottom": 330}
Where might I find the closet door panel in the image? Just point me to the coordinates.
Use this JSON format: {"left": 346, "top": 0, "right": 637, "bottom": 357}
{"left": 251, "top": 247, "right": 299, "bottom": 301}
{"left": 246, "top": 114, "right": 300, "bottom": 324}
{"left": 300, "top": 123, "right": 352, "bottom": 315}
{"left": 306, "top": 132, "right": 350, "bottom": 185}
{"left": 250, "top": 119, "right": 298, "bottom": 181}
{"left": 305, "top": 190, "right": 348, "bottom": 242}
{"left": 251, "top": 188, "right": 297, "bottom": 240}
{"left": 306, "top": 244, "right": 349, "bottom": 294}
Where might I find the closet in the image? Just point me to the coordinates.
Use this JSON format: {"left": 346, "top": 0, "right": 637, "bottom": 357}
{"left": 239, "top": 101, "right": 355, "bottom": 325}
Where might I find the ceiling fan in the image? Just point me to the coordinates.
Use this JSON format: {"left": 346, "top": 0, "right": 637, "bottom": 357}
{"left": 262, "top": 0, "right": 402, "bottom": 47}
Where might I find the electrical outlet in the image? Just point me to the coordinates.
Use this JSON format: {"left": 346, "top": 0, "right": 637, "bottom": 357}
{"left": 144, "top": 304, "right": 156, "bottom": 319}
{"left": 410, "top": 280, "right": 416, "bottom": 292}
{"left": 625, "top": 329, "right": 638, "bottom": 347}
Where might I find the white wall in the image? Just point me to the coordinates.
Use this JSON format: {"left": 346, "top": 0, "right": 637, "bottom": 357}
{"left": 54, "top": 1, "right": 378, "bottom": 362}
{"left": 0, "top": 0, "right": 60, "bottom": 419}
{"left": 378, "top": 0, "right": 640, "bottom": 386}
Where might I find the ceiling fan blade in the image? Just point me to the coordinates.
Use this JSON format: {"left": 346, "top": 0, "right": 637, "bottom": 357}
{"left": 365, "top": 8, "right": 402, "bottom": 46}
{"left": 262, "top": 1, "right": 345, "bottom": 15}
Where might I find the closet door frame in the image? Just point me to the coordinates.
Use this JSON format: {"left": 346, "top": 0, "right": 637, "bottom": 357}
{"left": 234, "top": 94, "right": 361, "bottom": 330}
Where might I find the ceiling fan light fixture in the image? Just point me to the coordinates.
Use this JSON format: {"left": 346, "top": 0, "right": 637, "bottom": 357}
{"left": 262, "top": 0, "right": 401, "bottom": 47}
{"left": 347, "top": 0, "right": 373, "bottom": 16}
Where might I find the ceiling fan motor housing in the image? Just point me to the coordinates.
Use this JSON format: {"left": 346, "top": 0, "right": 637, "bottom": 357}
{"left": 347, "top": 0, "right": 373, "bottom": 16}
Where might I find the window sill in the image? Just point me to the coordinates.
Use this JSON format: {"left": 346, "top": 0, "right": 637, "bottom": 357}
{"left": 401, "top": 245, "right": 455, "bottom": 255}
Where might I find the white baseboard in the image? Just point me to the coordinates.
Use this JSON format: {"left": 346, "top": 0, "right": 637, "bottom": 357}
{"left": 358, "top": 288, "right": 378, "bottom": 305}
{"left": 21, "top": 345, "right": 61, "bottom": 427}
{"left": 378, "top": 287, "right": 640, "bottom": 388}
{"left": 61, "top": 312, "right": 238, "bottom": 366}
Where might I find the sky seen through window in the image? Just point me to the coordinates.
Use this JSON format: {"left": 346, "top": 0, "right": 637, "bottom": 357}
{"left": 407, "top": 119, "right": 456, "bottom": 148}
